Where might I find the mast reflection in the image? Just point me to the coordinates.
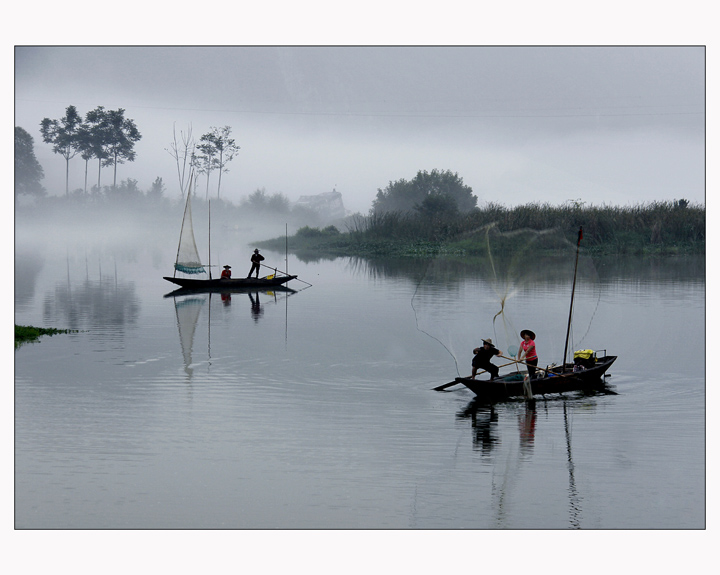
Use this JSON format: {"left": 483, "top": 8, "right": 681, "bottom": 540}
{"left": 165, "top": 285, "right": 303, "bottom": 378}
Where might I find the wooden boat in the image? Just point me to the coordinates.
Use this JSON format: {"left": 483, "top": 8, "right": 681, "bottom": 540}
{"left": 164, "top": 174, "right": 301, "bottom": 290}
{"left": 163, "top": 274, "right": 297, "bottom": 290}
{"left": 443, "top": 227, "right": 618, "bottom": 401}
{"left": 455, "top": 353, "right": 617, "bottom": 401}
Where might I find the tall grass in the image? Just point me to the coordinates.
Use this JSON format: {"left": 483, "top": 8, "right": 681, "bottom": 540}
{"left": 347, "top": 200, "right": 705, "bottom": 255}
{"left": 258, "top": 200, "right": 704, "bottom": 257}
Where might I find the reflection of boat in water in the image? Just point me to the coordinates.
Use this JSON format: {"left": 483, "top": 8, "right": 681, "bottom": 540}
{"left": 456, "top": 400, "right": 499, "bottom": 454}
{"left": 168, "top": 285, "right": 301, "bottom": 377}
{"left": 454, "top": 353, "right": 617, "bottom": 401}
{"left": 458, "top": 398, "right": 584, "bottom": 527}
{"left": 172, "top": 294, "right": 207, "bottom": 378}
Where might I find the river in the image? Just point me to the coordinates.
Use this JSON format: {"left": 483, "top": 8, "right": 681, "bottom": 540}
{"left": 14, "top": 219, "right": 705, "bottom": 530}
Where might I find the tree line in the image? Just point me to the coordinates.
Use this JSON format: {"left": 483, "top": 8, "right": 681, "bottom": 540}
{"left": 15, "top": 107, "right": 242, "bottom": 202}
{"left": 37, "top": 105, "right": 141, "bottom": 196}
{"left": 165, "top": 123, "right": 240, "bottom": 200}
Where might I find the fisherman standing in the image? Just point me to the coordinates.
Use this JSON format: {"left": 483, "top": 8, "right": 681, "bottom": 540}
{"left": 471, "top": 338, "right": 503, "bottom": 380}
{"left": 247, "top": 249, "right": 264, "bottom": 278}
{"left": 517, "top": 329, "right": 538, "bottom": 379}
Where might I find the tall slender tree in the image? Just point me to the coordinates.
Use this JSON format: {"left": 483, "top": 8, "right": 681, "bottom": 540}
{"left": 199, "top": 126, "right": 240, "bottom": 199}
{"left": 192, "top": 141, "right": 218, "bottom": 200}
{"left": 39, "top": 105, "right": 83, "bottom": 196}
{"left": 103, "top": 108, "right": 141, "bottom": 188}
{"left": 83, "top": 106, "right": 111, "bottom": 190}
{"left": 165, "top": 123, "right": 195, "bottom": 198}
{"left": 82, "top": 106, "right": 142, "bottom": 190}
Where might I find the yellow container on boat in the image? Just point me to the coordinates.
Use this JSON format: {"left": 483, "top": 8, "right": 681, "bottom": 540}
{"left": 573, "top": 349, "right": 595, "bottom": 360}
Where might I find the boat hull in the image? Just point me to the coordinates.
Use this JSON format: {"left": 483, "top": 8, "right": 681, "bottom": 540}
{"left": 456, "top": 355, "right": 617, "bottom": 401}
{"left": 163, "top": 275, "right": 297, "bottom": 290}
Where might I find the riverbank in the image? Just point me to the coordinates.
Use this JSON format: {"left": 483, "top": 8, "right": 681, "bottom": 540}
{"left": 257, "top": 200, "right": 706, "bottom": 259}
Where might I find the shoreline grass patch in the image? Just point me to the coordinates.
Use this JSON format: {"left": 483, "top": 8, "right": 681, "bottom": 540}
{"left": 15, "top": 325, "right": 76, "bottom": 348}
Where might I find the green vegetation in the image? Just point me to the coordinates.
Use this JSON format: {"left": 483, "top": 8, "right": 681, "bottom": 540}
{"left": 372, "top": 169, "right": 477, "bottom": 215}
{"left": 258, "top": 199, "right": 705, "bottom": 258}
{"left": 15, "top": 325, "right": 76, "bottom": 348}
{"left": 15, "top": 127, "right": 46, "bottom": 197}
{"left": 40, "top": 105, "right": 141, "bottom": 195}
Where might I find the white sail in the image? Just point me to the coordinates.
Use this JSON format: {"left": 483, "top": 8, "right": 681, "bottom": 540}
{"left": 174, "top": 183, "right": 205, "bottom": 275}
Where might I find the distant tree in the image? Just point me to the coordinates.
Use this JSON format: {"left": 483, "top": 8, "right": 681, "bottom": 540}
{"left": 267, "top": 192, "right": 290, "bottom": 213}
{"left": 165, "top": 123, "right": 195, "bottom": 197}
{"left": 78, "top": 141, "right": 94, "bottom": 195}
{"left": 241, "top": 188, "right": 292, "bottom": 215}
{"left": 372, "top": 169, "right": 477, "bottom": 215}
{"left": 192, "top": 140, "right": 218, "bottom": 200}
{"left": 82, "top": 106, "right": 141, "bottom": 189}
{"left": 199, "top": 126, "right": 240, "bottom": 199}
{"left": 372, "top": 177, "right": 414, "bottom": 213}
{"left": 39, "top": 105, "right": 83, "bottom": 196}
{"left": 244, "top": 188, "right": 270, "bottom": 210}
{"left": 83, "top": 106, "right": 112, "bottom": 190}
{"left": 106, "top": 177, "right": 142, "bottom": 201}
{"left": 15, "top": 127, "right": 45, "bottom": 197}
{"left": 415, "top": 194, "right": 460, "bottom": 218}
{"left": 103, "top": 108, "right": 141, "bottom": 187}
{"left": 147, "top": 176, "right": 166, "bottom": 201}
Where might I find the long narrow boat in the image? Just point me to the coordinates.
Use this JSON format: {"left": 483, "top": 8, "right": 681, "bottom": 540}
{"left": 455, "top": 353, "right": 617, "bottom": 401}
{"left": 163, "top": 275, "right": 297, "bottom": 290}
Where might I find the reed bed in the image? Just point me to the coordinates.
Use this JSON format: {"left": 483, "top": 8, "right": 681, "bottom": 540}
{"left": 260, "top": 200, "right": 705, "bottom": 257}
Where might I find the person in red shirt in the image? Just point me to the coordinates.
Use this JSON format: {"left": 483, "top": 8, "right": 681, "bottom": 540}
{"left": 221, "top": 265, "right": 232, "bottom": 279}
{"left": 517, "top": 329, "right": 538, "bottom": 379}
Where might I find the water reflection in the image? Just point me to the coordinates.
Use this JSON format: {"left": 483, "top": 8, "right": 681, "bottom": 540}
{"left": 173, "top": 295, "right": 206, "bottom": 377}
{"left": 14, "top": 251, "right": 44, "bottom": 309}
{"left": 458, "top": 398, "right": 596, "bottom": 528}
{"left": 346, "top": 252, "right": 704, "bottom": 289}
{"left": 456, "top": 401, "right": 499, "bottom": 455}
{"left": 563, "top": 401, "right": 581, "bottom": 529}
{"left": 166, "top": 287, "right": 301, "bottom": 378}
{"left": 42, "top": 276, "right": 140, "bottom": 330}
{"left": 518, "top": 404, "right": 537, "bottom": 456}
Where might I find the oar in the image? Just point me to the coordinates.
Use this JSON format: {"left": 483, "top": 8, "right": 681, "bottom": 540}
{"left": 433, "top": 361, "right": 516, "bottom": 391}
{"left": 260, "top": 263, "right": 313, "bottom": 287}
{"left": 499, "top": 354, "right": 539, "bottom": 371}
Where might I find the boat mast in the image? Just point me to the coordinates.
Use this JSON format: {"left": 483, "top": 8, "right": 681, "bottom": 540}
{"left": 208, "top": 199, "right": 212, "bottom": 280}
{"left": 173, "top": 182, "right": 193, "bottom": 278}
{"left": 562, "top": 227, "right": 583, "bottom": 371}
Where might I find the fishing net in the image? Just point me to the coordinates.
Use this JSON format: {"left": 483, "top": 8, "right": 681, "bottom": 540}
{"left": 175, "top": 194, "right": 206, "bottom": 275}
{"left": 412, "top": 225, "right": 601, "bottom": 377}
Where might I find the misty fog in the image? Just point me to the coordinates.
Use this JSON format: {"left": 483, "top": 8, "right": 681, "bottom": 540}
{"left": 14, "top": 46, "right": 705, "bottom": 213}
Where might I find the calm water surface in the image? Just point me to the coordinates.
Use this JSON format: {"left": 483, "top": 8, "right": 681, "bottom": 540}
{"left": 14, "top": 224, "right": 705, "bottom": 529}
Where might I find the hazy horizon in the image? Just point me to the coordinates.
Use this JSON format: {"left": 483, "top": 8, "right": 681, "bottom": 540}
{"left": 15, "top": 46, "right": 705, "bottom": 213}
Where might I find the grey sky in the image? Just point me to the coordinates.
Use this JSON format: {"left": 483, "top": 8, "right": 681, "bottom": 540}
{"left": 15, "top": 46, "right": 704, "bottom": 211}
